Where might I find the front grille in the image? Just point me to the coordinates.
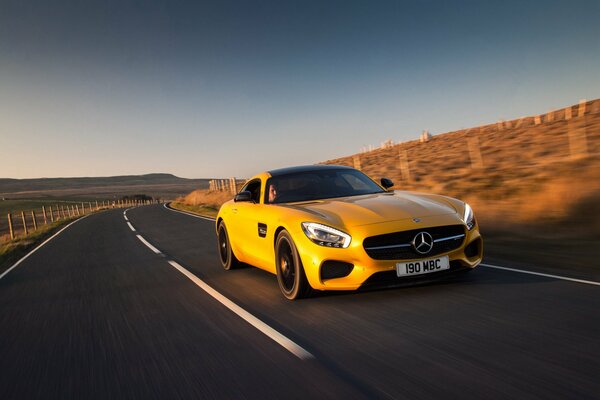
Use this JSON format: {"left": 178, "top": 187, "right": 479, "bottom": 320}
{"left": 363, "top": 225, "right": 465, "bottom": 260}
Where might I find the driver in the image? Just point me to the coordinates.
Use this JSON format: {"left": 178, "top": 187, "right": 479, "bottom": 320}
{"left": 268, "top": 183, "right": 278, "bottom": 203}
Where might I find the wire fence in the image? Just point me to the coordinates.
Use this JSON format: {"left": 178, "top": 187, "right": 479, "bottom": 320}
{"left": 1, "top": 199, "right": 159, "bottom": 243}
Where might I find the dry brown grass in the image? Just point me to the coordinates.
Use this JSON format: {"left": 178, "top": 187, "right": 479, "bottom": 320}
{"left": 323, "top": 99, "right": 600, "bottom": 237}
{"left": 171, "top": 189, "right": 235, "bottom": 217}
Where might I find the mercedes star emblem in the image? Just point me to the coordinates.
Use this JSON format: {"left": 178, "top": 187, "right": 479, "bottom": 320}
{"left": 412, "top": 232, "right": 434, "bottom": 254}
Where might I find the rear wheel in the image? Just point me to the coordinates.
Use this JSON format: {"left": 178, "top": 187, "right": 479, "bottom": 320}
{"left": 275, "top": 230, "right": 311, "bottom": 300}
{"left": 217, "top": 222, "right": 241, "bottom": 270}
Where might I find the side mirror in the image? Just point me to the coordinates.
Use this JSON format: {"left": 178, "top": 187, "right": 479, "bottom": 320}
{"left": 381, "top": 178, "right": 394, "bottom": 189}
{"left": 234, "top": 191, "right": 252, "bottom": 202}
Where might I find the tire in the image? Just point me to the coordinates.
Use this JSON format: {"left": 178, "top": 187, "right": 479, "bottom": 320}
{"left": 217, "top": 222, "right": 241, "bottom": 270}
{"left": 275, "top": 230, "right": 311, "bottom": 300}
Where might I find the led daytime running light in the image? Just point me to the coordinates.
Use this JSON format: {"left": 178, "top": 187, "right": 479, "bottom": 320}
{"left": 301, "top": 222, "right": 352, "bottom": 248}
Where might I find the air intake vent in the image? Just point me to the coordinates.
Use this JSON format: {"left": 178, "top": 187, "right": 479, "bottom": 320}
{"left": 320, "top": 261, "right": 354, "bottom": 280}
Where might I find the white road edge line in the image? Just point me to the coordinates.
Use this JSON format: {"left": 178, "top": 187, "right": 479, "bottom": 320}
{"left": 127, "top": 222, "right": 136, "bottom": 231}
{"left": 480, "top": 263, "right": 600, "bottom": 286}
{"left": 136, "top": 235, "right": 162, "bottom": 254}
{"left": 163, "top": 203, "right": 216, "bottom": 221}
{"left": 0, "top": 214, "right": 92, "bottom": 281}
{"left": 166, "top": 259, "right": 314, "bottom": 360}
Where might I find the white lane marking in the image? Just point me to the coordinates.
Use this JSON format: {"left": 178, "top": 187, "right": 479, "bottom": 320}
{"left": 0, "top": 215, "right": 92, "bottom": 281}
{"left": 166, "top": 259, "right": 314, "bottom": 360}
{"left": 127, "top": 222, "right": 136, "bottom": 231}
{"left": 124, "top": 215, "right": 129, "bottom": 221}
{"left": 163, "top": 203, "right": 216, "bottom": 221}
{"left": 136, "top": 234, "right": 162, "bottom": 254}
{"left": 480, "top": 263, "right": 600, "bottom": 286}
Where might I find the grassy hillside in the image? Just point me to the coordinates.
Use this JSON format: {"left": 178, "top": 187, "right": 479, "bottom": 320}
{"left": 322, "top": 98, "right": 600, "bottom": 234}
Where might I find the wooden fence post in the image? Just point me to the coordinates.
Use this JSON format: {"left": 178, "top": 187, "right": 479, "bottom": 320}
{"left": 31, "top": 211, "right": 37, "bottom": 231}
{"left": 95, "top": 200, "right": 99, "bottom": 211}
{"left": 8, "top": 213, "right": 14, "bottom": 240}
{"left": 565, "top": 107, "right": 572, "bottom": 120}
{"left": 42, "top": 206, "right": 48, "bottom": 224}
{"left": 546, "top": 110, "right": 554, "bottom": 123}
{"left": 21, "top": 211, "right": 28, "bottom": 236}
{"left": 467, "top": 137, "right": 484, "bottom": 169}
{"left": 568, "top": 118, "right": 588, "bottom": 159}
{"left": 398, "top": 150, "right": 411, "bottom": 181}
{"left": 60, "top": 205, "right": 65, "bottom": 219}
{"left": 534, "top": 115, "right": 541, "bottom": 125}
{"left": 514, "top": 117, "right": 523, "bottom": 128}
{"left": 49, "top": 206, "right": 54, "bottom": 222}
{"left": 353, "top": 155, "right": 362, "bottom": 170}
{"left": 578, "top": 99, "right": 586, "bottom": 117}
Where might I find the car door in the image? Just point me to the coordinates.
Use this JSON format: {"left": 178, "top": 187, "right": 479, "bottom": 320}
{"left": 229, "top": 179, "right": 264, "bottom": 265}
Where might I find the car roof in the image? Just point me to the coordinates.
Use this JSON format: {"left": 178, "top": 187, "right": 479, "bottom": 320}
{"left": 267, "top": 164, "right": 354, "bottom": 177}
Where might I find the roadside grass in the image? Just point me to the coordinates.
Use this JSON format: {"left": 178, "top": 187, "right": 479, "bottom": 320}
{"left": 0, "top": 218, "right": 76, "bottom": 275}
{"left": 169, "top": 202, "right": 219, "bottom": 218}
{"left": 170, "top": 189, "right": 233, "bottom": 218}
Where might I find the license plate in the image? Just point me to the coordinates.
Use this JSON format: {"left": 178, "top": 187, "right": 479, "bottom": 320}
{"left": 396, "top": 256, "right": 450, "bottom": 277}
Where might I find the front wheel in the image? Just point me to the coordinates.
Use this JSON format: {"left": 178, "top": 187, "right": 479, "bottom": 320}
{"left": 217, "top": 222, "right": 241, "bottom": 270}
{"left": 275, "top": 230, "right": 311, "bottom": 300}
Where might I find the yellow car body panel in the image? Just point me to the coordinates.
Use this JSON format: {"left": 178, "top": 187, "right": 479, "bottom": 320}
{"left": 216, "top": 167, "right": 483, "bottom": 291}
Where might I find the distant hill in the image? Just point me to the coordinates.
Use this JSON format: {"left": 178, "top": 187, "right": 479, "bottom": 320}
{"left": 0, "top": 173, "right": 211, "bottom": 200}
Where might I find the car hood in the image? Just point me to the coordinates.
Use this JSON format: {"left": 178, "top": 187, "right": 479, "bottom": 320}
{"left": 282, "top": 192, "right": 459, "bottom": 227}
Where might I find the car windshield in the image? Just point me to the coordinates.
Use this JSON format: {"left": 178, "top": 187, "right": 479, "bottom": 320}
{"left": 266, "top": 169, "right": 386, "bottom": 204}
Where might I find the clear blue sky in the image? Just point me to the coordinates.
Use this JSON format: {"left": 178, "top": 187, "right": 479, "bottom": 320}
{"left": 1, "top": 0, "right": 599, "bottom": 179}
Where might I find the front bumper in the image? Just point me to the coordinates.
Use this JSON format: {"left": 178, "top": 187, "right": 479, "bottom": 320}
{"left": 292, "top": 216, "right": 483, "bottom": 291}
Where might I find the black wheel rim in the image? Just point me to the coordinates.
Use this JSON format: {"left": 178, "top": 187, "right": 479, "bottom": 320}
{"left": 218, "top": 226, "right": 229, "bottom": 264}
{"left": 279, "top": 239, "right": 295, "bottom": 293}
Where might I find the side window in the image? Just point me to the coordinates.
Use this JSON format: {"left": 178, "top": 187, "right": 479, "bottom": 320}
{"left": 340, "top": 172, "right": 371, "bottom": 191}
{"left": 240, "top": 179, "right": 262, "bottom": 203}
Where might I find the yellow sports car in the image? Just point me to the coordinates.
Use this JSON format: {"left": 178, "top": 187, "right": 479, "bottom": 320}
{"left": 216, "top": 165, "right": 482, "bottom": 300}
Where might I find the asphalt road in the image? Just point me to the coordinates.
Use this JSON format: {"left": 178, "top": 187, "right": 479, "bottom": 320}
{"left": 1, "top": 205, "right": 598, "bottom": 399}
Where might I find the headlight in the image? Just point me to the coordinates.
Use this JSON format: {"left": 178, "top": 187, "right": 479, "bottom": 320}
{"left": 301, "top": 222, "right": 351, "bottom": 248}
{"left": 463, "top": 203, "right": 476, "bottom": 230}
